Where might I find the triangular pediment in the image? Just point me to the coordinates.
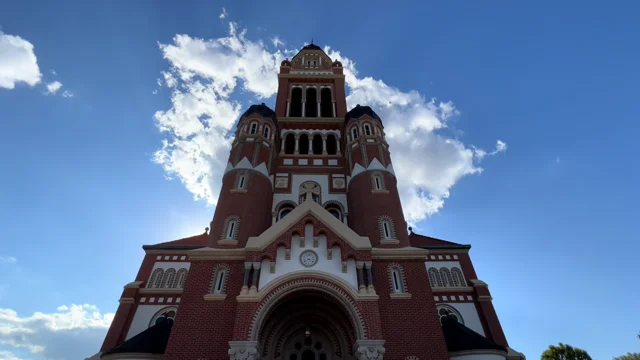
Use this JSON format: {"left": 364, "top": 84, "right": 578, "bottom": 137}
{"left": 246, "top": 197, "right": 371, "bottom": 251}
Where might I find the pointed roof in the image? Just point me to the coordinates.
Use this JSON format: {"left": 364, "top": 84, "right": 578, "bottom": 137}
{"left": 246, "top": 194, "right": 371, "bottom": 251}
{"left": 142, "top": 233, "right": 209, "bottom": 251}
{"left": 409, "top": 232, "right": 470, "bottom": 250}
{"left": 442, "top": 315, "right": 506, "bottom": 353}
{"left": 345, "top": 104, "right": 381, "bottom": 123}
{"left": 241, "top": 103, "right": 278, "bottom": 126}
{"left": 102, "top": 318, "right": 173, "bottom": 358}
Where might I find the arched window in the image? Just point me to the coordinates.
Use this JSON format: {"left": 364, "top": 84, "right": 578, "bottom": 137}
{"left": 249, "top": 122, "right": 258, "bottom": 134}
{"left": 379, "top": 216, "right": 395, "bottom": 239}
{"left": 299, "top": 134, "right": 309, "bottom": 154}
{"left": 375, "top": 126, "right": 380, "bottom": 135}
{"left": 148, "top": 268, "right": 164, "bottom": 288}
{"left": 299, "top": 181, "right": 321, "bottom": 204}
{"left": 175, "top": 268, "right": 188, "bottom": 288}
{"left": 305, "top": 87, "right": 317, "bottom": 117}
{"left": 312, "top": 134, "right": 323, "bottom": 155}
{"left": 162, "top": 268, "right": 176, "bottom": 288}
{"left": 371, "top": 172, "right": 385, "bottom": 190}
{"left": 326, "top": 134, "right": 337, "bottom": 155}
{"left": 284, "top": 133, "right": 295, "bottom": 154}
{"left": 236, "top": 174, "right": 246, "bottom": 189}
{"left": 290, "top": 87, "right": 303, "bottom": 117}
{"left": 149, "top": 307, "right": 177, "bottom": 328}
{"left": 364, "top": 124, "right": 372, "bottom": 136}
{"left": 278, "top": 206, "right": 293, "bottom": 220}
{"left": 320, "top": 88, "right": 332, "bottom": 117}
{"left": 428, "top": 267, "right": 442, "bottom": 287}
{"left": 210, "top": 264, "right": 230, "bottom": 294}
{"left": 263, "top": 126, "right": 270, "bottom": 139}
{"left": 351, "top": 127, "right": 358, "bottom": 140}
{"left": 440, "top": 268, "right": 453, "bottom": 287}
{"left": 451, "top": 267, "right": 466, "bottom": 287}
{"left": 388, "top": 263, "right": 407, "bottom": 293}
{"left": 327, "top": 207, "right": 341, "bottom": 220}
{"left": 437, "top": 305, "right": 464, "bottom": 325}
{"left": 222, "top": 216, "right": 240, "bottom": 240}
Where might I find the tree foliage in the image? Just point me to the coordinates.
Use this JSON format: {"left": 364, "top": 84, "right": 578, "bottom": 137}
{"left": 541, "top": 343, "right": 592, "bottom": 360}
{"left": 613, "top": 353, "right": 640, "bottom": 360}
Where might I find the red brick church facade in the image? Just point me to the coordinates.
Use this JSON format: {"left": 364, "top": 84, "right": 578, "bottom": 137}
{"left": 95, "top": 44, "right": 524, "bottom": 360}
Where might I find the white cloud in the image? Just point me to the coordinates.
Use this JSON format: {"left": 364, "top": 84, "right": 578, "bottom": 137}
{"left": 61, "top": 90, "right": 73, "bottom": 98}
{"left": 45, "top": 81, "right": 62, "bottom": 94}
{"left": 154, "top": 23, "right": 506, "bottom": 224}
{"left": 0, "top": 350, "right": 21, "bottom": 360}
{"left": 0, "top": 256, "right": 16, "bottom": 264}
{"left": 219, "top": 7, "right": 228, "bottom": 19}
{"left": 0, "top": 304, "right": 113, "bottom": 360}
{"left": 49, "top": 69, "right": 56, "bottom": 76}
{"left": 271, "top": 36, "right": 285, "bottom": 47}
{"left": 0, "top": 31, "right": 42, "bottom": 89}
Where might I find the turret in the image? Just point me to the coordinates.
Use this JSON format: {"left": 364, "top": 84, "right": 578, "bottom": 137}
{"left": 345, "top": 105, "right": 409, "bottom": 247}
{"left": 208, "top": 103, "right": 277, "bottom": 248}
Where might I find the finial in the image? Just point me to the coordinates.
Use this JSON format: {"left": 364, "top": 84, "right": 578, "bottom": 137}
{"left": 311, "top": 38, "right": 314, "bottom": 45}
{"left": 408, "top": 226, "right": 413, "bottom": 233}
{"left": 204, "top": 227, "right": 209, "bottom": 235}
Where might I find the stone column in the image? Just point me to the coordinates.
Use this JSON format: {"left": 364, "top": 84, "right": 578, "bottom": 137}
{"left": 365, "top": 261, "right": 376, "bottom": 294}
{"left": 356, "top": 261, "right": 366, "bottom": 294}
{"left": 333, "top": 102, "right": 336, "bottom": 117}
{"left": 280, "top": 138, "right": 285, "bottom": 154}
{"left": 322, "top": 135, "right": 328, "bottom": 155}
{"left": 249, "top": 262, "right": 261, "bottom": 295}
{"left": 286, "top": 101, "right": 290, "bottom": 117}
{"left": 240, "top": 262, "right": 251, "bottom": 295}
{"left": 308, "top": 137, "right": 313, "bottom": 153}
{"left": 228, "top": 341, "right": 260, "bottom": 360}
{"left": 354, "top": 340, "right": 386, "bottom": 360}
{"left": 294, "top": 134, "right": 300, "bottom": 154}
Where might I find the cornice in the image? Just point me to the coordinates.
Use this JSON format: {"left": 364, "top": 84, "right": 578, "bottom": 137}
{"left": 187, "top": 247, "right": 246, "bottom": 260}
{"left": 431, "top": 286, "right": 474, "bottom": 293}
{"left": 139, "top": 288, "right": 183, "bottom": 295}
{"left": 371, "top": 247, "right": 429, "bottom": 259}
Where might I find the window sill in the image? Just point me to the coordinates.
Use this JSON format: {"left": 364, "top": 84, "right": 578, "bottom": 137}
{"left": 139, "top": 288, "right": 183, "bottom": 294}
{"left": 217, "top": 239, "right": 238, "bottom": 246}
{"left": 380, "top": 239, "right": 400, "bottom": 245}
{"left": 230, "top": 189, "right": 247, "bottom": 193}
{"left": 203, "top": 293, "right": 227, "bottom": 301}
{"left": 371, "top": 190, "right": 390, "bottom": 195}
{"left": 390, "top": 292, "right": 412, "bottom": 299}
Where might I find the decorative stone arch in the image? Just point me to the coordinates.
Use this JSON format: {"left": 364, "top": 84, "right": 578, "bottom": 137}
{"left": 274, "top": 200, "right": 297, "bottom": 220}
{"left": 248, "top": 272, "right": 368, "bottom": 342}
{"left": 148, "top": 306, "right": 178, "bottom": 328}
{"left": 175, "top": 268, "right": 188, "bottom": 288}
{"left": 378, "top": 215, "right": 397, "bottom": 240}
{"left": 221, "top": 215, "right": 241, "bottom": 241}
{"left": 209, "top": 263, "right": 231, "bottom": 294}
{"left": 451, "top": 267, "right": 467, "bottom": 287}
{"left": 148, "top": 268, "right": 164, "bottom": 288}
{"left": 387, "top": 263, "right": 409, "bottom": 293}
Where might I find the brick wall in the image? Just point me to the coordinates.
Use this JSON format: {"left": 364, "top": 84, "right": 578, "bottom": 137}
{"left": 373, "top": 259, "right": 450, "bottom": 360}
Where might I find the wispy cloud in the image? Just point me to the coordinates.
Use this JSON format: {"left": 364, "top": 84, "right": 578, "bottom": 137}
{"left": 219, "top": 7, "right": 228, "bottom": 19}
{"left": 0, "top": 30, "right": 42, "bottom": 89}
{"left": 271, "top": 36, "right": 285, "bottom": 47}
{"left": 45, "top": 81, "right": 63, "bottom": 94}
{"left": 61, "top": 90, "right": 74, "bottom": 98}
{"left": 0, "top": 256, "right": 17, "bottom": 264}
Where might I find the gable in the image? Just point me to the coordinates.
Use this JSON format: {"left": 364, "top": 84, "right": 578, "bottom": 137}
{"left": 246, "top": 196, "right": 371, "bottom": 251}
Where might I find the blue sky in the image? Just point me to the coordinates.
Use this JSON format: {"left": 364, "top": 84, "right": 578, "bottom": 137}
{"left": 1, "top": 1, "right": 639, "bottom": 359}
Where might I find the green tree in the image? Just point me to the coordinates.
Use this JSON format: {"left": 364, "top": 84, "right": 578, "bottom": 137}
{"left": 613, "top": 353, "right": 640, "bottom": 360}
{"left": 541, "top": 343, "right": 592, "bottom": 360}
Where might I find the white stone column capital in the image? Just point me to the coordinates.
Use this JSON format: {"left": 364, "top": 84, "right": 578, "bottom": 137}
{"left": 354, "top": 340, "right": 385, "bottom": 360}
{"left": 228, "top": 341, "right": 260, "bottom": 360}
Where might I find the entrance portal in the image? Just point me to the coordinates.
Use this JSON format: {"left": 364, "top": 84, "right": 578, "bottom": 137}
{"left": 258, "top": 290, "right": 357, "bottom": 360}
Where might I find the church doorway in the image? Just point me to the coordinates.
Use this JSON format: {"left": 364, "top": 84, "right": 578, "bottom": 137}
{"left": 258, "top": 290, "right": 358, "bottom": 360}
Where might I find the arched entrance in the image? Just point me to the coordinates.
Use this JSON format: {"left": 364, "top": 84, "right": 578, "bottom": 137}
{"left": 258, "top": 290, "right": 359, "bottom": 360}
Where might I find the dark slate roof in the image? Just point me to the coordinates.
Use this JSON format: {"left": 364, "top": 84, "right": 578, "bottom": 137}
{"left": 442, "top": 315, "right": 506, "bottom": 353}
{"left": 241, "top": 103, "right": 278, "bottom": 126}
{"left": 345, "top": 104, "right": 381, "bottom": 123}
{"left": 302, "top": 43, "right": 322, "bottom": 50}
{"left": 409, "top": 232, "right": 471, "bottom": 250}
{"left": 142, "top": 233, "right": 209, "bottom": 251}
{"left": 102, "top": 318, "right": 173, "bottom": 357}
